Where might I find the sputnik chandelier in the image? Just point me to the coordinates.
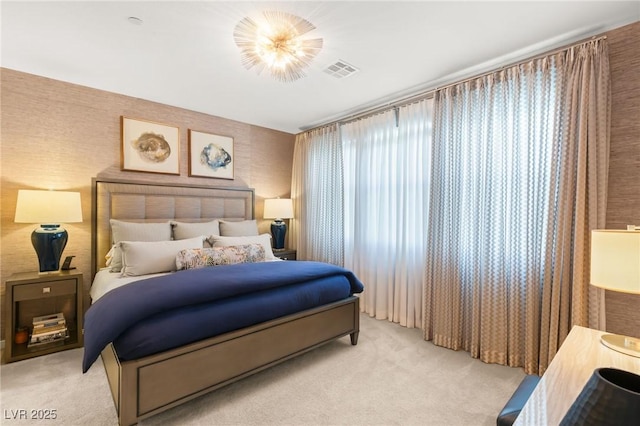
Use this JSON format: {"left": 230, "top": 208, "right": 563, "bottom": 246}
{"left": 233, "top": 11, "right": 323, "bottom": 83}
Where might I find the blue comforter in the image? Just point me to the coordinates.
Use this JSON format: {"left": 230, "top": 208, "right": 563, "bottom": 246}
{"left": 83, "top": 261, "right": 364, "bottom": 372}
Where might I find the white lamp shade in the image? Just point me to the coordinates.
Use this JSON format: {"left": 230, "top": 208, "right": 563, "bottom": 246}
{"left": 590, "top": 230, "right": 640, "bottom": 294}
{"left": 263, "top": 198, "right": 293, "bottom": 219}
{"left": 15, "top": 190, "right": 83, "bottom": 224}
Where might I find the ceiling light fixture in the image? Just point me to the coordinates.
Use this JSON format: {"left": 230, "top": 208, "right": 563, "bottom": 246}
{"left": 233, "top": 11, "right": 323, "bottom": 83}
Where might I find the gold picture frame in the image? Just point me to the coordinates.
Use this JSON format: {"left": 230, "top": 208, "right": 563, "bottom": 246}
{"left": 188, "top": 129, "right": 234, "bottom": 180}
{"left": 121, "top": 116, "right": 180, "bottom": 175}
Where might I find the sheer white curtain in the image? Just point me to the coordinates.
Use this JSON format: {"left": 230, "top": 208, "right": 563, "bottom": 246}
{"left": 290, "top": 124, "right": 344, "bottom": 264}
{"left": 342, "top": 99, "right": 433, "bottom": 327}
{"left": 423, "top": 40, "right": 610, "bottom": 375}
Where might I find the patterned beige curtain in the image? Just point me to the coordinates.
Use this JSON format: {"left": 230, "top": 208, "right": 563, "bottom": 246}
{"left": 423, "top": 39, "right": 610, "bottom": 375}
{"left": 290, "top": 124, "right": 345, "bottom": 264}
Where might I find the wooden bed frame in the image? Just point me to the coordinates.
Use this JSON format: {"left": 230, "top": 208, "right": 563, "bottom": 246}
{"left": 91, "top": 179, "right": 360, "bottom": 425}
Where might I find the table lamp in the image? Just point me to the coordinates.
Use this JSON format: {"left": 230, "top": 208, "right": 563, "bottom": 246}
{"left": 263, "top": 198, "right": 293, "bottom": 251}
{"left": 590, "top": 228, "right": 640, "bottom": 358}
{"left": 15, "top": 189, "right": 83, "bottom": 272}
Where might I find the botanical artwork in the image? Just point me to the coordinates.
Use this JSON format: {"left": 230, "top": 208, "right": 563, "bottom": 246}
{"left": 188, "top": 130, "right": 234, "bottom": 179}
{"left": 121, "top": 117, "right": 179, "bottom": 174}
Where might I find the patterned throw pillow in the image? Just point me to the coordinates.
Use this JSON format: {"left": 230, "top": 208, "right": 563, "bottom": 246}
{"left": 176, "top": 244, "right": 265, "bottom": 270}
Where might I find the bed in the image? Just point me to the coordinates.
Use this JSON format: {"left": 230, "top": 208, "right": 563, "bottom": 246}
{"left": 86, "top": 178, "right": 362, "bottom": 426}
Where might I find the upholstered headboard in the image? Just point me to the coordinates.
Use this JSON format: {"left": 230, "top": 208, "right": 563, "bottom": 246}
{"left": 91, "top": 178, "right": 255, "bottom": 278}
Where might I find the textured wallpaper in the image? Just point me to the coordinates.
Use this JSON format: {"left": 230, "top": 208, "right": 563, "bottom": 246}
{"left": 0, "top": 69, "right": 295, "bottom": 340}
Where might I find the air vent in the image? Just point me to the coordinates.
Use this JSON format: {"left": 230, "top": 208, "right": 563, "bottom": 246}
{"left": 324, "top": 60, "right": 359, "bottom": 79}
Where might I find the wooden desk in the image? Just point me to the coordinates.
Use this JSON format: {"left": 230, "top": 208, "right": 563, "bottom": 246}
{"left": 515, "top": 326, "right": 640, "bottom": 425}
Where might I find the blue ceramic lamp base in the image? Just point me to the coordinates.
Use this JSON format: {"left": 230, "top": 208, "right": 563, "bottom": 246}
{"left": 32, "top": 225, "right": 68, "bottom": 272}
{"left": 271, "top": 220, "right": 287, "bottom": 251}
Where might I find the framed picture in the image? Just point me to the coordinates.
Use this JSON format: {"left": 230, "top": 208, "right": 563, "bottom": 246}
{"left": 121, "top": 116, "right": 179, "bottom": 175}
{"left": 188, "top": 130, "right": 234, "bottom": 180}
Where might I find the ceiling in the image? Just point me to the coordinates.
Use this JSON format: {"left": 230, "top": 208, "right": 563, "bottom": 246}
{"left": 2, "top": 1, "right": 639, "bottom": 134}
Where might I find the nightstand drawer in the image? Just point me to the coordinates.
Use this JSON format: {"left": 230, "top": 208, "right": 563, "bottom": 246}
{"left": 13, "top": 279, "right": 76, "bottom": 301}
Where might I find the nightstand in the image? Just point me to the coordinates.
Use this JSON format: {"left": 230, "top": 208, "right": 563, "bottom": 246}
{"left": 274, "top": 249, "right": 296, "bottom": 261}
{"left": 4, "top": 270, "right": 84, "bottom": 363}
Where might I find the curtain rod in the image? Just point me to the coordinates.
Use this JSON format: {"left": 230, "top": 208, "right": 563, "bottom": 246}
{"left": 308, "top": 33, "right": 607, "bottom": 130}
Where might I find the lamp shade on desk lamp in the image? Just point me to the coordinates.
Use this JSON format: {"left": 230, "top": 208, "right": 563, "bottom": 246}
{"left": 15, "top": 190, "right": 82, "bottom": 272}
{"left": 263, "top": 198, "right": 293, "bottom": 250}
{"left": 590, "top": 229, "right": 640, "bottom": 357}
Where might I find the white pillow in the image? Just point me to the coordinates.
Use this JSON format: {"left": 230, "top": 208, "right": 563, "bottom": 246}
{"left": 109, "top": 220, "right": 172, "bottom": 272}
{"left": 172, "top": 220, "right": 220, "bottom": 243}
{"left": 210, "top": 234, "right": 276, "bottom": 260}
{"left": 219, "top": 220, "right": 259, "bottom": 236}
{"left": 120, "top": 237, "right": 204, "bottom": 277}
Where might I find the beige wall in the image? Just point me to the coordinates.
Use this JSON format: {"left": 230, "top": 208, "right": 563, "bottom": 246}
{"left": 0, "top": 68, "right": 295, "bottom": 340}
{"left": 604, "top": 21, "right": 640, "bottom": 338}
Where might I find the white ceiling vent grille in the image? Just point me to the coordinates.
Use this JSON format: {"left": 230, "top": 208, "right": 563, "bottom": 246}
{"left": 324, "top": 60, "right": 359, "bottom": 79}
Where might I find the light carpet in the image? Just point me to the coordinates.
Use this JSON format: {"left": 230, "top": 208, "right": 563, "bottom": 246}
{"left": 1, "top": 314, "right": 525, "bottom": 425}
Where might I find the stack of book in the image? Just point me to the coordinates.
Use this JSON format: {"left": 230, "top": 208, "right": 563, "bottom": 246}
{"left": 28, "top": 313, "right": 68, "bottom": 347}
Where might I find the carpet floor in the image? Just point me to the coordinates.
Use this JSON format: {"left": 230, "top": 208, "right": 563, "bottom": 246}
{"left": 1, "top": 314, "right": 525, "bottom": 425}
